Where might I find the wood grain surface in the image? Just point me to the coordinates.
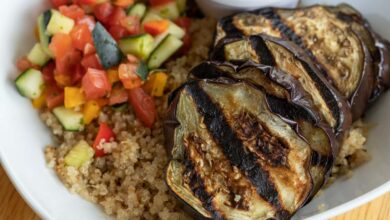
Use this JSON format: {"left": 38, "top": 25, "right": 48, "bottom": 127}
{"left": 0, "top": 165, "right": 389, "bottom": 220}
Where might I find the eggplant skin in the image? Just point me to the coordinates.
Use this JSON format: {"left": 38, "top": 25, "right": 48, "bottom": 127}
{"left": 215, "top": 4, "right": 378, "bottom": 120}
{"left": 164, "top": 79, "right": 335, "bottom": 220}
{"left": 210, "top": 35, "right": 352, "bottom": 141}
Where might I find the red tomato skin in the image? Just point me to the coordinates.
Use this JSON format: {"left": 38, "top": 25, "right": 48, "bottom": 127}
{"left": 50, "top": 0, "right": 69, "bottom": 8}
{"left": 149, "top": 0, "right": 173, "bottom": 7}
{"left": 46, "top": 85, "right": 65, "bottom": 109}
{"left": 59, "top": 5, "right": 85, "bottom": 20}
{"left": 108, "top": 7, "right": 126, "bottom": 26}
{"left": 42, "top": 61, "right": 56, "bottom": 84}
{"left": 128, "top": 88, "right": 157, "bottom": 128}
{"left": 108, "top": 25, "right": 129, "bottom": 40}
{"left": 72, "top": 64, "right": 86, "bottom": 85}
{"left": 93, "top": 123, "right": 115, "bottom": 157}
{"left": 83, "top": 43, "right": 96, "bottom": 55}
{"left": 70, "top": 24, "right": 93, "bottom": 51}
{"left": 93, "top": 2, "right": 114, "bottom": 24}
{"left": 82, "top": 68, "right": 111, "bottom": 100}
{"left": 77, "top": 16, "right": 96, "bottom": 31}
{"left": 81, "top": 53, "right": 103, "bottom": 70}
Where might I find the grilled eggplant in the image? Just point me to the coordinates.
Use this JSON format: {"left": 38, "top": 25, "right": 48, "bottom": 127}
{"left": 164, "top": 79, "right": 335, "bottom": 220}
{"left": 210, "top": 35, "right": 351, "bottom": 138}
{"left": 328, "top": 4, "right": 390, "bottom": 102}
{"left": 215, "top": 5, "right": 376, "bottom": 120}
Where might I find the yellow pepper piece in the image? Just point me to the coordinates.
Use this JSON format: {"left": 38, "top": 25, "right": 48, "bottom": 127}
{"left": 107, "top": 68, "right": 120, "bottom": 84}
{"left": 148, "top": 72, "right": 168, "bottom": 97}
{"left": 83, "top": 100, "right": 101, "bottom": 124}
{"left": 32, "top": 88, "right": 46, "bottom": 109}
{"left": 64, "top": 87, "right": 85, "bottom": 109}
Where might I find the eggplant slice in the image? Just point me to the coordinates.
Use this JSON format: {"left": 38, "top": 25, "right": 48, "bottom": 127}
{"left": 210, "top": 35, "right": 351, "bottom": 138}
{"left": 215, "top": 4, "right": 377, "bottom": 120}
{"left": 328, "top": 3, "right": 390, "bottom": 102}
{"left": 164, "top": 79, "right": 335, "bottom": 220}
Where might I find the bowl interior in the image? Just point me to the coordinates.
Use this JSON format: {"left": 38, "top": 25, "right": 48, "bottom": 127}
{"left": 0, "top": 0, "right": 390, "bottom": 219}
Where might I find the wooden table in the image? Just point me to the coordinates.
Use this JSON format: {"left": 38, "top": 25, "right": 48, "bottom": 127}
{"left": 1, "top": 166, "right": 389, "bottom": 220}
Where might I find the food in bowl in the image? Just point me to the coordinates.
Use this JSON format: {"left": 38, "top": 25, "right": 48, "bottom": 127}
{"left": 12, "top": 1, "right": 389, "bottom": 220}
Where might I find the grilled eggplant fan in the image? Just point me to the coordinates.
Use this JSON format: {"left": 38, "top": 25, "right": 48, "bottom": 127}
{"left": 210, "top": 35, "right": 351, "bottom": 138}
{"left": 215, "top": 4, "right": 390, "bottom": 119}
{"left": 163, "top": 3, "right": 390, "bottom": 220}
{"left": 164, "top": 78, "right": 335, "bottom": 220}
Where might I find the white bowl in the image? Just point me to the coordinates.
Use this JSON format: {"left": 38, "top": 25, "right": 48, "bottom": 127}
{"left": 1, "top": 0, "right": 390, "bottom": 219}
{"left": 196, "top": 0, "right": 300, "bottom": 18}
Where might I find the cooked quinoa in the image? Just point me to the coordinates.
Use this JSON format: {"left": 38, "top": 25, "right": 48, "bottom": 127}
{"left": 43, "top": 17, "right": 370, "bottom": 220}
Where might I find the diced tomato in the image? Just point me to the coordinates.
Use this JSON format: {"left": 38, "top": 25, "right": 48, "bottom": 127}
{"left": 46, "top": 85, "right": 65, "bottom": 109}
{"left": 143, "top": 19, "right": 169, "bottom": 36}
{"left": 81, "top": 53, "right": 103, "bottom": 69}
{"left": 77, "top": 16, "right": 96, "bottom": 31}
{"left": 82, "top": 68, "right": 111, "bottom": 100}
{"left": 93, "top": 123, "right": 115, "bottom": 157}
{"left": 42, "top": 61, "right": 56, "bottom": 84}
{"left": 50, "top": 0, "right": 69, "bottom": 8}
{"left": 70, "top": 24, "right": 93, "bottom": 51}
{"left": 93, "top": 2, "right": 114, "bottom": 24}
{"left": 126, "top": 54, "right": 139, "bottom": 64}
{"left": 128, "top": 88, "right": 157, "bottom": 128}
{"left": 118, "top": 63, "right": 142, "bottom": 89}
{"left": 55, "top": 49, "right": 82, "bottom": 75}
{"left": 109, "top": 84, "right": 129, "bottom": 105}
{"left": 84, "top": 43, "right": 96, "bottom": 55}
{"left": 174, "top": 17, "right": 191, "bottom": 30}
{"left": 96, "top": 98, "right": 109, "bottom": 107}
{"left": 113, "top": 0, "right": 134, "bottom": 7}
{"left": 16, "top": 57, "right": 33, "bottom": 72}
{"left": 74, "top": 0, "right": 98, "bottom": 5}
{"left": 179, "top": 32, "right": 191, "bottom": 55}
{"left": 59, "top": 5, "right": 85, "bottom": 21}
{"left": 108, "top": 25, "right": 129, "bottom": 40}
{"left": 149, "top": 0, "right": 173, "bottom": 7}
{"left": 72, "top": 64, "right": 86, "bottom": 85}
{"left": 49, "top": 33, "right": 73, "bottom": 59}
{"left": 120, "top": 16, "right": 140, "bottom": 35}
{"left": 108, "top": 6, "right": 126, "bottom": 26}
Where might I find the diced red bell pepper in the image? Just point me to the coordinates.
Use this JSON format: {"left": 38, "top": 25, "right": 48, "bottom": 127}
{"left": 59, "top": 4, "right": 85, "bottom": 21}
{"left": 93, "top": 123, "right": 115, "bottom": 157}
{"left": 46, "top": 85, "right": 65, "bottom": 109}
{"left": 128, "top": 87, "right": 157, "bottom": 128}
{"left": 143, "top": 19, "right": 169, "bottom": 36}
{"left": 82, "top": 68, "right": 111, "bottom": 100}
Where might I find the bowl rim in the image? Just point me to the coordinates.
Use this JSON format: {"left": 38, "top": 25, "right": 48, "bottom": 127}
{"left": 2, "top": 145, "right": 390, "bottom": 219}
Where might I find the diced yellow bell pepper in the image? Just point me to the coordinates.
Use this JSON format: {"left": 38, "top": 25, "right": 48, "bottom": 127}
{"left": 32, "top": 87, "right": 46, "bottom": 109}
{"left": 144, "top": 72, "right": 168, "bottom": 97}
{"left": 83, "top": 100, "right": 101, "bottom": 124}
{"left": 64, "top": 87, "right": 86, "bottom": 109}
{"left": 107, "top": 68, "right": 120, "bottom": 84}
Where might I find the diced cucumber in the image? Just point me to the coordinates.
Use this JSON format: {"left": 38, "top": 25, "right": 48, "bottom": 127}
{"left": 150, "top": 2, "right": 180, "bottom": 20}
{"left": 147, "top": 34, "right": 183, "bottom": 69}
{"left": 136, "top": 61, "right": 149, "bottom": 80}
{"left": 153, "top": 22, "right": 185, "bottom": 47}
{"left": 176, "top": 0, "right": 187, "bottom": 14}
{"left": 118, "top": 34, "right": 154, "bottom": 60}
{"left": 127, "top": 3, "right": 147, "bottom": 18}
{"left": 64, "top": 140, "right": 94, "bottom": 168}
{"left": 141, "top": 11, "right": 162, "bottom": 24}
{"left": 92, "top": 22, "right": 123, "bottom": 69}
{"left": 37, "top": 10, "right": 53, "bottom": 57}
{"left": 27, "top": 43, "right": 51, "bottom": 66}
{"left": 53, "top": 106, "right": 84, "bottom": 131}
{"left": 15, "top": 69, "right": 44, "bottom": 99}
{"left": 46, "top": 10, "right": 75, "bottom": 35}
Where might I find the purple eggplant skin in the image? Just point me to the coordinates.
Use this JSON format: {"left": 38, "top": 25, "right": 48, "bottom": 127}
{"left": 210, "top": 35, "right": 352, "bottom": 143}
